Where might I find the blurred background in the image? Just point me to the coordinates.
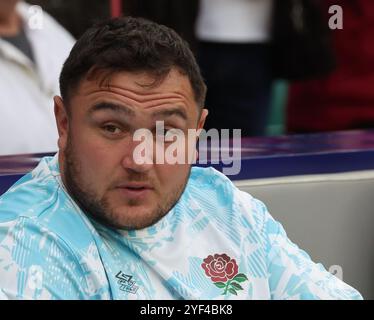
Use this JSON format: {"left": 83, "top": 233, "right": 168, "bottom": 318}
{"left": 23, "top": 0, "right": 374, "bottom": 138}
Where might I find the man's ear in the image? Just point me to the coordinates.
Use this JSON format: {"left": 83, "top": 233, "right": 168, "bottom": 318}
{"left": 193, "top": 108, "right": 208, "bottom": 163}
{"left": 54, "top": 96, "right": 69, "bottom": 151}
{"left": 197, "top": 108, "right": 208, "bottom": 131}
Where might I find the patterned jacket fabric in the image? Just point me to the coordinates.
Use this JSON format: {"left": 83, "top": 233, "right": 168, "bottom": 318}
{"left": 0, "top": 155, "right": 363, "bottom": 299}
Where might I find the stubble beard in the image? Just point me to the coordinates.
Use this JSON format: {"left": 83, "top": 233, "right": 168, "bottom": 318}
{"left": 62, "top": 136, "right": 191, "bottom": 230}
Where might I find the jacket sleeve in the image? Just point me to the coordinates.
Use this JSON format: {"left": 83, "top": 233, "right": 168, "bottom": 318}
{"left": 0, "top": 216, "right": 91, "bottom": 300}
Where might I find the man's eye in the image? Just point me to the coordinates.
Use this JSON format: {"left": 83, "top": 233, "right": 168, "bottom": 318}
{"left": 102, "top": 124, "right": 122, "bottom": 134}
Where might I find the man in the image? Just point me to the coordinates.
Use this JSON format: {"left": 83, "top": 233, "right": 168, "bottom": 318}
{"left": 0, "top": 0, "right": 74, "bottom": 155}
{"left": 0, "top": 17, "right": 363, "bottom": 299}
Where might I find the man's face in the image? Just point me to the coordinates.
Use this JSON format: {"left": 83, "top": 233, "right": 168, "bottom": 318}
{"left": 55, "top": 69, "right": 207, "bottom": 230}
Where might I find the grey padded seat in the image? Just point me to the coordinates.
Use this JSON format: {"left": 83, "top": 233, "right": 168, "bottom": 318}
{"left": 235, "top": 170, "right": 374, "bottom": 300}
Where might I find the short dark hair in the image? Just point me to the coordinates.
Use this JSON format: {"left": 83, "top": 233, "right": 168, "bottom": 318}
{"left": 59, "top": 16, "right": 206, "bottom": 109}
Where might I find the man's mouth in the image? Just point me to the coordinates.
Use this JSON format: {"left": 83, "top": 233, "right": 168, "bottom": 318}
{"left": 115, "top": 183, "right": 153, "bottom": 199}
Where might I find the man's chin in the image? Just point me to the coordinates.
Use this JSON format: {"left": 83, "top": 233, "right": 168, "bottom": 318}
{"left": 105, "top": 205, "right": 167, "bottom": 230}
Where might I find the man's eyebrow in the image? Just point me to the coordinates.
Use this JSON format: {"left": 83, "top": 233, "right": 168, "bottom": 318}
{"left": 88, "top": 102, "right": 135, "bottom": 117}
{"left": 151, "top": 107, "right": 187, "bottom": 121}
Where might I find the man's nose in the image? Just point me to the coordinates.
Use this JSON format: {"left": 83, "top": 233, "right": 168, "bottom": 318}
{"left": 121, "top": 138, "right": 154, "bottom": 173}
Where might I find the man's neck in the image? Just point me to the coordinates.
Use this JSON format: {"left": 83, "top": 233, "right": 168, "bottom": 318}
{"left": 58, "top": 152, "right": 67, "bottom": 187}
{"left": 0, "top": 7, "right": 21, "bottom": 37}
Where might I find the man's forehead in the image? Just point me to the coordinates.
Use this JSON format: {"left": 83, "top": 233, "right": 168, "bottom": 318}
{"left": 78, "top": 69, "right": 194, "bottom": 98}
{"left": 70, "top": 70, "right": 200, "bottom": 122}
{"left": 70, "top": 69, "right": 198, "bottom": 115}
{"left": 87, "top": 101, "right": 188, "bottom": 122}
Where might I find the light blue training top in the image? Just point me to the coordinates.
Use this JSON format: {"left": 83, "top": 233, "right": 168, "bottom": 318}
{"left": 0, "top": 155, "right": 363, "bottom": 300}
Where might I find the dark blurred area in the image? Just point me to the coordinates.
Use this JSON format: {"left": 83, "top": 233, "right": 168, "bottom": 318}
{"left": 26, "top": 0, "right": 199, "bottom": 45}
{"left": 18, "top": 0, "right": 374, "bottom": 137}
{"left": 123, "top": 0, "right": 199, "bottom": 52}
{"left": 288, "top": 0, "right": 374, "bottom": 134}
{"left": 26, "top": 0, "right": 110, "bottom": 38}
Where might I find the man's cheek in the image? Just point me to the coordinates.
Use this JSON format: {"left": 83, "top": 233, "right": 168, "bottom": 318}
{"left": 161, "top": 166, "right": 186, "bottom": 187}
{"left": 76, "top": 162, "right": 106, "bottom": 193}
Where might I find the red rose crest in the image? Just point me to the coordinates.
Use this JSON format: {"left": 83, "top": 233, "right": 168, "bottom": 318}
{"left": 201, "top": 253, "right": 248, "bottom": 296}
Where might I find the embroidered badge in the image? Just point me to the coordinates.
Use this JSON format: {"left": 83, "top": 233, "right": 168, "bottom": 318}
{"left": 201, "top": 253, "right": 248, "bottom": 296}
